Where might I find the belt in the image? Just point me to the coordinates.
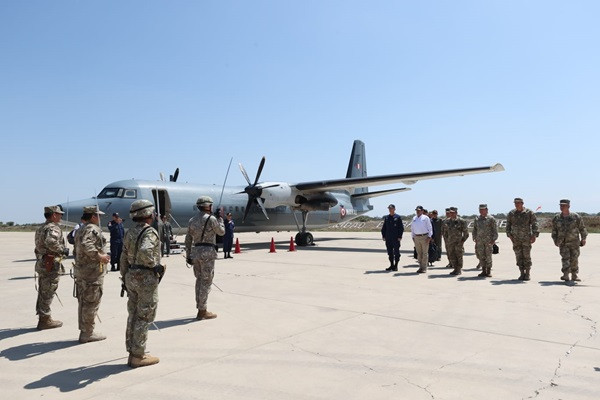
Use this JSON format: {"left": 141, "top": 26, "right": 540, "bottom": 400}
{"left": 415, "top": 233, "right": 428, "bottom": 236}
{"left": 128, "top": 264, "right": 152, "bottom": 271}
{"left": 194, "top": 243, "right": 214, "bottom": 247}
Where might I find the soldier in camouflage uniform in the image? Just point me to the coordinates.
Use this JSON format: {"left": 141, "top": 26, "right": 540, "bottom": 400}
{"left": 74, "top": 205, "right": 110, "bottom": 343}
{"left": 506, "top": 197, "right": 539, "bottom": 281}
{"left": 442, "top": 208, "right": 452, "bottom": 268}
{"left": 551, "top": 199, "right": 587, "bottom": 282}
{"left": 472, "top": 204, "right": 498, "bottom": 278}
{"left": 120, "top": 199, "right": 164, "bottom": 368}
{"left": 185, "top": 196, "right": 225, "bottom": 320}
{"left": 442, "top": 207, "right": 469, "bottom": 276}
{"left": 34, "top": 205, "right": 69, "bottom": 330}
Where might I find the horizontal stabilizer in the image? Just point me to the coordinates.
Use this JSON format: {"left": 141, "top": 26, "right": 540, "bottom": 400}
{"left": 351, "top": 187, "right": 411, "bottom": 199}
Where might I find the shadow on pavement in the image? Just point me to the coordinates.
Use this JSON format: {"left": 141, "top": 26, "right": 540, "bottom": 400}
{"left": 491, "top": 280, "right": 526, "bottom": 286}
{"left": 458, "top": 276, "right": 487, "bottom": 281}
{"left": 0, "top": 327, "right": 37, "bottom": 341}
{"left": 539, "top": 281, "right": 577, "bottom": 287}
{"left": 151, "top": 317, "right": 197, "bottom": 330}
{"left": 393, "top": 272, "right": 420, "bottom": 277}
{"left": 24, "top": 363, "right": 129, "bottom": 392}
{"left": 428, "top": 274, "right": 456, "bottom": 279}
{"left": 12, "top": 259, "right": 37, "bottom": 263}
{"left": 1, "top": 340, "right": 79, "bottom": 361}
{"left": 364, "top": 270, "right": 391, "bottom": 275}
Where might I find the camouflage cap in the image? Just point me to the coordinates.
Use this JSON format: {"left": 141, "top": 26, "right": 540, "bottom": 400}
{"left": 479, "top": 204, "right": 488, "bottom": 209}
{"left": 445, "top": 208, "right": 451, "bottom": 212}
{"left": 83, "top": 205, "right": 105, "bottom": 215}
{"left": 196, "top": 196, "right": 213, "bottom": 207}
{"left": 559, "top": 199, "right": 570, "bottom": 205}
{"left": 44, "top": 205, "right": 64, "bottom": 214}
{"left": 514, "top": 197, "right": 524, "bottom": 203}
{"left": 449, "top": 207, "right": 458, "bottom": 212}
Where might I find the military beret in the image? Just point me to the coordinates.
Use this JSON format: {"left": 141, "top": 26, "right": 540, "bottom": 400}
{"left": 44, "top": 205, "right": 64, "bottom": 214}
{"left": 514, "top": 197, "right": 524, "bottom": 203}
{"left": 388, "top": 204, "right": 395, "bottom": 209}
{"left": 559, "top": 199, "right": 570, "bottom": 205}
{"left": 415, "top": 205, "right": 424, "bottom": 211}
{"left": 83, "top": 205, "right": 105, "bottom": 215}
{"left": 479, "top": 204, "right": 488, "bottom": 209}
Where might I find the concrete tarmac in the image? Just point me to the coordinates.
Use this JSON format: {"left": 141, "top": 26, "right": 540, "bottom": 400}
{"left": 1, "top": 231, "right": 598, "bottom": 399}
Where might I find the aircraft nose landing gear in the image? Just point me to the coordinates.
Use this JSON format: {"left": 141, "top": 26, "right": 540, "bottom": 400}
{"left": 295, "top": 232, "right": 314, "bottom": 246}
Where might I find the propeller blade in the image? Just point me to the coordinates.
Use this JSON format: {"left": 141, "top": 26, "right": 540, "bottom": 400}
{"left": 255, "top": 197, "right": 269, "bottom": 220}
{"left": 242, "top": 198, "right": 253, "bottom": 223}
{"left": 239, "top": 163, "right": 251, "bottom": 186}
{"left": 172, "top": 168, "right": 179, "bottom": 182}
{"left": 254, "top": 156, "right": 266, "bottom": 186}
{"left": 257, "top": 183, "right": 279, "bottom": 190}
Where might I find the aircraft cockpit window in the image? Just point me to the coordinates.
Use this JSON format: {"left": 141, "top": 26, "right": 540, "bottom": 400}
{"left": 98, "top": 188, "right": 122, "bottom": 198}
{"left": 123, "top": 189, "right": 137, "bottom": 199}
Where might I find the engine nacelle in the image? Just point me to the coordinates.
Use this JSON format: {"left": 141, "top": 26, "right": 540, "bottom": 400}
{"left": 260, "top": 182, "right": 295, "bottom": 208}
{"left": 294, "top": 193, "right": 339, "bottom": 211}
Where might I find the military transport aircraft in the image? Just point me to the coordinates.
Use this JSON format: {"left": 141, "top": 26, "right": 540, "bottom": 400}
{"left": 58, "top": 140, "right": 504, "bottom": 246}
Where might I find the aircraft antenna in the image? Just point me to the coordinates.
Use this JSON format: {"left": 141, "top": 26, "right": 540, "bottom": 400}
{"left": 217, "top": 157, "right": 233, "bottom": 210}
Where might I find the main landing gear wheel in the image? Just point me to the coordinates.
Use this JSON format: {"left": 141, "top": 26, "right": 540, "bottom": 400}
{"left": 295, "top": 232, "right": 314, "bottom": 246}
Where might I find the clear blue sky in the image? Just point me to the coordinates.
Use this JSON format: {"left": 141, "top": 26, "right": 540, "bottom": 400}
{"left": 1, "top": 1, "right": 598, "bottom": 224}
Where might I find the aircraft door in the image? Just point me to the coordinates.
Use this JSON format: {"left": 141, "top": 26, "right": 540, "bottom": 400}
{"left": 151, "top": 189, "right": 171, "bottom": 218}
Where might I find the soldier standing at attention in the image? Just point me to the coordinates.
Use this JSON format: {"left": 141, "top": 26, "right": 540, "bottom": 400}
{"left": 506, "top": 197, "right": 539, "bottom": 280}
{"left": 443, "top": 207, "right": 469, "bottom": 276}
{"left": 185, "top": 196, "right": 225, "bottom": 320}
{"left": 472, "top": 204, "right": 498, "bottom": 278}
{"left": 443, "top": 208, "right": 452, "bottom": 268}
{"left": 381, "top": 204, "right": 404, "bottom": 271}
{"left": 430, "top": 210, "right": 442, "bottom": 261}
{"left": 411, "top": 205, "right": 433, "bottom": 274}
{"left": 34, "top": 205, "right": 68, "bottom": 330}
{"left": 161, "top": 215, "right": 173, "bottom": 257}
{"left": 107, "top": 212, "right": 124, "bottom": 271}
{"left": 551, "top": 199, "right": 587, "bottom": 282}
{"left": 74, "top": 205, "right": 110, "bottom": 343}
{"left": 121, "top": 200, "right": 164, "bottom": 368}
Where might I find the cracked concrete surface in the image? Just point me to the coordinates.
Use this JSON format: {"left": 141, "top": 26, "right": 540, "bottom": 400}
{"left": 1, "top": 231, "right": 599, "bottom": 399}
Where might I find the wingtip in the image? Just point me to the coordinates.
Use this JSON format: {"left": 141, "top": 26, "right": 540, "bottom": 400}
{"left": 492, "top": 163, "right": 505, "bottom": 172}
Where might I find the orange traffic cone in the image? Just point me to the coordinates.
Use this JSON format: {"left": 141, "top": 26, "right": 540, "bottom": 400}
{"left": 288, "top": 236, "right": 296, "bottom": 252}
{"left": 234, "top": 238, "right": 241, "bottom": 254}
{"left": 269, "top": 237, "right": 276, "bottom": 253}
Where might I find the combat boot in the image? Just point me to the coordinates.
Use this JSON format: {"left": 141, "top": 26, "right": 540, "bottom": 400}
{"left": 477, "top": 269, "right": 486, "bottom": 277}
{"left": 449, "top": 268, "right": 461, "bottom": 276}
{"left": 37, "top": 315, "right": 63, "bottom": 330}
{"left": 523, "top": 268, "right": 531, "bottom": 281}
{"left": 391, "top": 260, "right": 399, "bottom": 271}
{"left": 485, "top": 267, "right": 492, "bottom": 278}
{"left": 560, "top": 272, "right": 570, "bottom": 281}
{"left": 518, "top": 268, "right": 525, "bottom": 280}
{"left": 130, "top": 354, "right": 159, "bottom": 368}
{"left": 79, "top": 331, "right": 107, "bottom": 344}
{"left": 571, "top": 273, "right": 581, "bottom": 282}
{"left": 196, "top": 310, "right": 217, "bottom": 320}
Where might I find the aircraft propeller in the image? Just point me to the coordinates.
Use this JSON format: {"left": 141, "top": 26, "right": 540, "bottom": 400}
{"left": 238, "top": 157, "right": 278, "bottom": 222}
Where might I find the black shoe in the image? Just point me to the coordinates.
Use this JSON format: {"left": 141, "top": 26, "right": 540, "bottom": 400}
{"left": 450, "top": 270, "right": 461, "bottom": 276}
{"left": 416, "top": 269, "right": 426, "bottom": 274}
{"left": 390, "top": 267, "right": 398, "bottom": 271}
{"left": 385, "top": 266, "right": 393, "bottom": 272}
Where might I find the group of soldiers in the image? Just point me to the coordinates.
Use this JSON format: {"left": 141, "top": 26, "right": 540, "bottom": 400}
{"left": 33, "top": 196, "right": 225, "bottom": 369}
{"left": 382, "top": 198, "right": 588, "bottom": 281}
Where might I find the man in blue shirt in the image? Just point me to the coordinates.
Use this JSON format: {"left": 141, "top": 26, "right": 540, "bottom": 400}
{"left": 107, "top": 212, "right": 125, "bottom": 271}
{"left": 381, "top": 204, "right": 404, "bottom": 271}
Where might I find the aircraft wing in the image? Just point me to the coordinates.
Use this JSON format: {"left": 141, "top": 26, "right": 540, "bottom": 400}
{"left": 294, "top": 163, "right": 504, "bottom": 192}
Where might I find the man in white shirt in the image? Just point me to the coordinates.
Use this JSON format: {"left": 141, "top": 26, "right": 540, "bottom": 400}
{"left": 412, "top": 205, "right": 433, "bottom": 273}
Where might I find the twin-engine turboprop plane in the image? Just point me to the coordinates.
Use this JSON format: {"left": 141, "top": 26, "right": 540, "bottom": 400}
{"left": 58, "top": 140, "right": 504, "bottom": 245}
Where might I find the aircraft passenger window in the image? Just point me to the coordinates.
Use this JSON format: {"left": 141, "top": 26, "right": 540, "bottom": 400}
{"left": 229, "top": 206, "right": 233, "bottom": 211}
{"left": 123, "top": 189, "right": 137, "bottom": 199}
{"left": 235, "top": 206, "right": 239, "bottom": 212}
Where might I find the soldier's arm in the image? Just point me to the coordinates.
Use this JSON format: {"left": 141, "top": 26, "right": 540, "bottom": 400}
{"left": 505, "top": 213, "right": 512, "bottom": 238}
{"left": 530, "top": 212, "right": 539, "bottom": 237}
{"left": 551, "top": 218, "right": 559, "bottom": 245}
{"left": 492, "top": 218, "right": 499, "bottom": 242}
{"left": 212, "top": 216, "right": 226, "bottom": 236}
{"left": 381, "top": 218, "right": 386, "bottom": 239}
{"left": 462, "top": 221, "right": 469, "bottom": 242}
{"left": 578, "top": 216, "right": 588, "bottom": 244}
{"left": 184, "top": 229, "right": 192, "bottom": 254}
{"left": 45, "top": 226, "right": 65, "bottom": 255}
{"left": 137, "top": 230, "right": 161, "bottom": 267}
{"left": 120, "top": 235, "right": 130, "bottom": 276}
{"left": 398, "top": 218, "right": 404, "bottom": 239}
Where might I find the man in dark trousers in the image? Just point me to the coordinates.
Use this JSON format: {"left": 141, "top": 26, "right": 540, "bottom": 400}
{"left": 382, "top": 204, "right": 404, "bottom": 271}
{"left": 107, "top": 213, "right": 124, "bottom": 271}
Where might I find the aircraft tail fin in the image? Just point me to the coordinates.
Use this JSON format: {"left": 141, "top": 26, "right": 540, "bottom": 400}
{"left": 346, "top": 140, "right": 368, "bottom": 195}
